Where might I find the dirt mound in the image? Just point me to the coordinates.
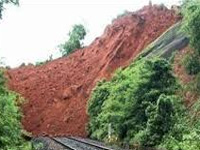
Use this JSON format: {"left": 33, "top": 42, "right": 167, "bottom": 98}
{"left": 7, "top": 5, "right": 179, "bottom": 137}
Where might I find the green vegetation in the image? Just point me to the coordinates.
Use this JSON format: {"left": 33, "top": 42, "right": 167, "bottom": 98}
{"left": 0, "top": 70, "right": 32, "bottom": 150}
{"left": 182, "top": 0, "right": 200, "bottom": 75}
{"left": 0, "top": 0, "right": 19, "bottom": 19}
{"left": 159, "top": 99, "right": 200, "bottom": 150}
{"left": 59, "top": 24, "right": 86, "bottom": 56}
{"left": 137, "top": 94, "right": 175, "bottom": 147}
{"left": 88, "top": 58, "right": 179, "bottom": 147}
{"left": 88, "top": 57, "right": 200, "bottom": 149}
{"left": 183, "top": 53, "right": 200, "bottom": 75}
{"left": 182, "top": 0, "right": 200, "bottom": 55}
{"left": 158, "top": 2, "right": 200, "bottom": 149}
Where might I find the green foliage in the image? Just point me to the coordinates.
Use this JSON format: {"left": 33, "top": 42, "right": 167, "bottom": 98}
{"left": 0, "top": 0, "right": 19, "bottom": 19}
{"left": 159, "top": 99, "right": 200, "bottom": 150}
{"left": 0, "top": 70, "right": 31, "bottom": 150}
{"left": 182, "top": 0, "right": 200, "bottom": 55}
{"left": 87, "top": 58, "right": 177, "bottom": 146}
{"left": 87, "top": 80, "right": 110, "bottom": 137}
{"left": 183, "top": 53, "right": 200, "bottom": 75}
{"left": 88, "top": 57, "right": 200, "bottom": 149}
{"left": 182, "top": 0, "right": 200, "bottom": 76}
{"left": 59, "top": 24, "right": 86, "bottom": 56}
{"left": 138, "top": 95, "right": 175, "bottom": 147}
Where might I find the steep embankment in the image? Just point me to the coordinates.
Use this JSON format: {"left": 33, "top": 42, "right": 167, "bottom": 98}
{"left": 7, "top": 5, "right": 179, "bottom": 136}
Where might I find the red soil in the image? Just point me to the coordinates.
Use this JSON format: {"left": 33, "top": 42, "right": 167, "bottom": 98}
{"left": 7, "top": 5, "right": 179, "bottom": 137}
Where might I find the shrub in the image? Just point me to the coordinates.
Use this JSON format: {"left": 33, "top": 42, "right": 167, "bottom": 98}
{"left": 87, "top": 80, "right": 110, "bottom": 137}
{"left": 0, "top": 70, "right": 31, "bottom": 150}
{"left": 87, "top": 58, "right": 177, "bottom": 146}
{"left": 138, "top": 94, "right": 175, "bottom": 147}
{"left": 159, "top": 98, "right": 200, "bottom": 150}
{"left": 183, "top": 53, "right": 200, "bottom": 75}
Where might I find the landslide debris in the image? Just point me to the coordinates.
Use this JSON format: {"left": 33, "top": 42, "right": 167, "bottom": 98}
{"left": 7, "top": 5, "right": 179, "bottom": 136}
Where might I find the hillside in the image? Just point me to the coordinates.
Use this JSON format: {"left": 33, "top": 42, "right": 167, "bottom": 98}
{"left": 6, "top": 5, "right": 179, "bottom": 136}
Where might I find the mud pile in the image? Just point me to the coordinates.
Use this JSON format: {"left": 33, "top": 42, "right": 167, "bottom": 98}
{"left": 7, "top": 5, "right": 179, "bottom": 136}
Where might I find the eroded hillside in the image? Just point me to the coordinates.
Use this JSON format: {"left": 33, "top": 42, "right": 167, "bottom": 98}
{"left": 7, "top": 5, "right": 179, "bottom": 136}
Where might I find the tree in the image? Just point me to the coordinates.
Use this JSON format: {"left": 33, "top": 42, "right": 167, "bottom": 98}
{"left": 0, "top": 0, "right": 19, "bottom": 19}
{"left": 59, "top": 24, "right": 86, "bottom": 56}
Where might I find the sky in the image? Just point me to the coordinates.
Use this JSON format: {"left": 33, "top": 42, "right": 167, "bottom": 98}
{"left": 0, "top": 0, "right": 180, "bottom": 67}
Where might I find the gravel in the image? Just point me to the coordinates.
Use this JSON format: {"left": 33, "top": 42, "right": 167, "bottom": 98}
{"left": 32, "top": 137, "right": 67, "bottom": 150}
{"left": 54, "top": 137, "right": 104, "bottom": 150}
{"left": 71, "top": 137, "right": 123, "bottom": 150}
{"left": 32, "top": 137, "right": 124, "bottom": 150}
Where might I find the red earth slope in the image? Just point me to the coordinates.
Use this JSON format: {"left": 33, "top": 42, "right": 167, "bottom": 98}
{"left": 7, "top": 5, "right": 179, "bottom": 136}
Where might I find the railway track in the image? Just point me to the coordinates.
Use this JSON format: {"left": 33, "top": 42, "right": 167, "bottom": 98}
{"left": 52, "top": 137, "right": 117, "bottom": 150}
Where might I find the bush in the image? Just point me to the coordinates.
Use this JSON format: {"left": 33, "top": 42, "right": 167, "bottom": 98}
{"left": 138, "top": 94, "right": 175, "bottom": 147}
{"left": 88, "top": 54, "right": 200, "bottom": 149}
{"left": 87, "top": 80, "right": 110, "bottom": 137}
{"left": 159, "top": 98, "right": 200, "bottom": 150}
{"left": 183, "top": 53, "right": 200, "bottom": 75}
{"left": 87, "top": 58, "right": 178, "bottom": 146}
{"left": 0, "top": 70, "right": 31, "bottom": 150}
{"left": 59, "top": 24, "right": 86, "bottom": 56}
